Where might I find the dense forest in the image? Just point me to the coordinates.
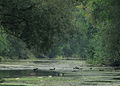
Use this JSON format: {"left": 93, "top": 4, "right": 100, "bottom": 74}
{"left": 0, "top": 0, "right": 120, "bottom": 66}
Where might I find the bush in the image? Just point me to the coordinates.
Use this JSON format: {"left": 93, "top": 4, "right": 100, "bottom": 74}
{"left": 0, "top": 78, "right": 5, "bottom": 83}
{"left": 0, "top": 56, "right": 4, "bottom": 62}
{"left": 55, "top": 56, "right": 63, "bottom": 60}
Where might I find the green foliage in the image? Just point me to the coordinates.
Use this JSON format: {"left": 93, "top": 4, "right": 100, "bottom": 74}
{"left": 0, "top": 0, "right": 89, "bottom": 59}
{"left": 79, "top": 0, "right": 120, "bottom": 66}
{"left": 0, "top": 26, "right": 30, "bottom": 60}
{"left": 0, "top": 0, "right": 120, "bottom": 66}
{"left": 0, "top": 78, "right": 5, "bottom": 83}
{"left": 0, "top": 0, "right": 74, "bottom": 53}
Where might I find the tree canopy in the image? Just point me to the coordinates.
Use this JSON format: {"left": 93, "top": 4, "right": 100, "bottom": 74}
{"left": 0, "top": 0, "right": 120, "bottom": 66}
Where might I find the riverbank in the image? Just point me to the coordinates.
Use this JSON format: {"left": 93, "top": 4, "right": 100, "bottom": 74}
{"left": 0, "top": 60, "right": 120, "bottom": 86}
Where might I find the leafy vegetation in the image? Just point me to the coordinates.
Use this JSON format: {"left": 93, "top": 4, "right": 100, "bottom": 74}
{"left": 0, "top": 0, "right": 120, "bottom": 66}
{"left": 81, "top": 0, "right": 120, "bottom": 66}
